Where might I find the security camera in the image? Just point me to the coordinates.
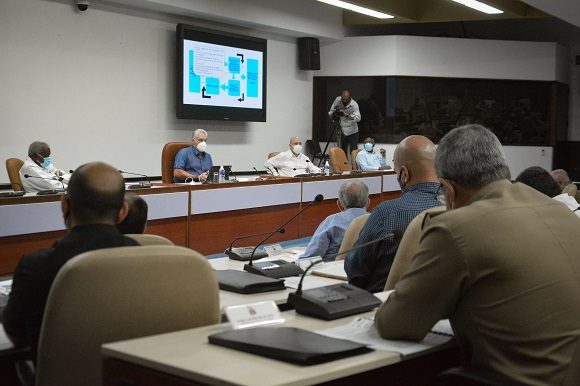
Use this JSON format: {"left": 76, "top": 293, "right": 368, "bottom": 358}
{"left": 76, "top": 0, "right": 90, "bottom": 11}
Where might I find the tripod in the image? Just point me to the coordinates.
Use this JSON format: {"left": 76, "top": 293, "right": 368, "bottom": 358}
{"left": 318, "top": 114, "right": 342, "bottom": 167}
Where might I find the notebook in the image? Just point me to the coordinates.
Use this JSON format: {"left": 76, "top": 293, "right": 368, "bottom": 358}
{"left": 215, "top": 270, "right": 286, "bottom": 294}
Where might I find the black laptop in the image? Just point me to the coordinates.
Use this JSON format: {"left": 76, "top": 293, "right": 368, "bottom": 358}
{"left": 204, "top": 165, "right": 232, "bottom": 183}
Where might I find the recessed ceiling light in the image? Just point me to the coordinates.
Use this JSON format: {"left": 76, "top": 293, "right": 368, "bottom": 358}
{"left": 450, "top": 0, "right": 503, "bottom": 14}
{"left": 317, "top": 0, "right": 394, "bottom": 19}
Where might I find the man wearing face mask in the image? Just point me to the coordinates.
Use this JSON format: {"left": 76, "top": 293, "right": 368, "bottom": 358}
{"left": 355, "top": 137, "right": 391, "bottom": 171}
{"left": 20, "top": 141, "right": 71, "bottom": 193}
{"left": 328, "top": 90, "right": 361, "bottom": 157}
{"left": 173, "top": 129, "right": 213, "bottom": 183}
{"left": 264, "top": 136, "right": 321, "bottom": 177}
{"left": 344, "top": 135, "right": 440, "bottom": 292}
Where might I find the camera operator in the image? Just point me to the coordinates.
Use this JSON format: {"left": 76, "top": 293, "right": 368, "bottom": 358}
{"left": 328, "top": 90, "right": 361, "bottom": 157}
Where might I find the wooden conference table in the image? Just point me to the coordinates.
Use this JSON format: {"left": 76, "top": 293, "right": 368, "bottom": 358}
{"left": 0, "top": 171, "right": 399, "bottom": 275}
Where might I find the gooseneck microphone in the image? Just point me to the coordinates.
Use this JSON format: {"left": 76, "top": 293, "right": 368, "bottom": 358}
{"left": 228, "top": 168, "right": 239, "bottom": 183}
{"left": 119, "top": 170, "right": 152, "bottom": 189}
{"left": 23, "top": 174, "right": 66, "bottom": 195}
{"left": 243, "top": 194, "right": 324, "bottom": 278}
{"left": 225, "top": 229, "right": 286, "bottom": 261}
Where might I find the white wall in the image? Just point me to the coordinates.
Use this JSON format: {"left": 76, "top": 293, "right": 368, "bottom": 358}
{"left": 0, "top": 0, "right": 317, "bottom": 183}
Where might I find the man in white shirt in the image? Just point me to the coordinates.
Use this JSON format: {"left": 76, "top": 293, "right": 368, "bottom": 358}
{"left": 264, "top": 137, "right": 321, "bottom": 177}
{"left": 328, "top": 90, "right": 361, "bottom": 157}
{"left": 20, "top": 141, "right": 70, "bottom": 193}
{"left": 355, "top": 137, "right": 391, "bottom": 171}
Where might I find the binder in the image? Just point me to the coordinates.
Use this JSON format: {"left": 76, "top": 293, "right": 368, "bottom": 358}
{"left": 208, "top": 327, "right": 372, "bottom": 365}
{"left": 215, "top": 270, "right": 286, "bottom": 294}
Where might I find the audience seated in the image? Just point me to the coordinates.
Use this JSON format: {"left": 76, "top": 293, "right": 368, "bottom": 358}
{"left": 551, "top": 168, "right": 574, "bottom": 193}
{"left": 375, "top": 124, "right": 580, "bottom": 385}
{"left": 300, "top": 181, "right": 369, "bottom": 262}
{"left": 264, "top": 136, "right": 321, "bottom": 177}
{"left": 117, "top": 192, "right": 149, "bottom": 234}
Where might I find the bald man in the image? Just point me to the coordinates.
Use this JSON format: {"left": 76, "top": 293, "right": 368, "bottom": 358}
{"left": 3, "top": 162, "right": 139, "bottom": 361}
{"left": 344, "top": 135, "right": 441, "bottom": 292}
{"left": 264, "top": 136, "right": 321, "bottom": 177}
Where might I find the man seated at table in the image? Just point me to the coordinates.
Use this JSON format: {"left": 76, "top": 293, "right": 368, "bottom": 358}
{"left": 20, "top": 141, "right": 71, "bottom": 193}
{"left": 173, "top": 129, "right": 213, "bottom": 183}
{"left": 375, "top": 124, "right": 580, "bottom": 386}
{"left": 355, "top": 137, "right": 391, "bottom": 171}
{"left": 300, "top": 181, "right": 369, "bottom": 262}
{"left": 117, "top": 192, "right": 149, "bottom": 234}
{"left": 3, "top": 162, "right": 139, "bottom": 362}
{"left": 264, "top": 136, "right": 321, "bottom": 177}
{"left": 344, "top": 135, "right": 441, "bottom": 293}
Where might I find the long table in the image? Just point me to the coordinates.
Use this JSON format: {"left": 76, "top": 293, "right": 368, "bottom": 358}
{"left": 0, "top": 172, "right": 399, "bottom": 275}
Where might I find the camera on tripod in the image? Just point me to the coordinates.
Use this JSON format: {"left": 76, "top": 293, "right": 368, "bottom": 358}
{"left": 333, "top": 106, "right": 346, "bottom": 118}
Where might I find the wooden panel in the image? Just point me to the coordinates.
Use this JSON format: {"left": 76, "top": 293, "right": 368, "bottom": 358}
{"left": 103, "top": 357, "right": 206, "bottom": 386}
{"left": 146, "top": 217, "right": 187, "bottom": 247}
{"left": 0, "top": 230, "right": 65, "bottom": 276}
{"left": 189, "top": 204, "right": 301, "bottom": 255}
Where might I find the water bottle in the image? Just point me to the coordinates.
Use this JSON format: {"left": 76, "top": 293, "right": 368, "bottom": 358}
{"left": 218, "top": 165, "right": 225, "bottom": 183}
{"left": 324, "top": 161, "right": 330, "bottom": 176}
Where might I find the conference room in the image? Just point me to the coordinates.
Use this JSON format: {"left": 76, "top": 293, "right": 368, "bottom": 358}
{"left": 2, "top": 0, "right": 580, "bottom": 385}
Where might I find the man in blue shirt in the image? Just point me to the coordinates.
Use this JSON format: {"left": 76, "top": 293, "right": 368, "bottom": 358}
{"left": 300, "top": 181, "right": 369, "bottom": 261}
{"left": 355, "top": 137, "right": 391, "bottom": 171}
{"left": 173, "top": 129, "right": 213, "bottom": 183}
{"left": 345, "top": 135, "right": 441, "bottom": 292}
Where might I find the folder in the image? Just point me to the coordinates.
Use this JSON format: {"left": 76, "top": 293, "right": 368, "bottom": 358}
{"left": 215, "top": 270, "right": 286, "bottom": 294}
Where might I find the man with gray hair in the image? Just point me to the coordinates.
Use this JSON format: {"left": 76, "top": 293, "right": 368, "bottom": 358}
{"left": 173, "top": 129, "right": 213, "bottom": 183}
{"left": 551, "top": 168, "right": 573, "bottom": 191}
{"left": 20, "top": 141, "right": 71, "bottom": 193}
{"left": 375, "top": 124, "right": 580, "bottom": 385}
{"left": 300, "top": 181, "right": 369, "bottom": 261}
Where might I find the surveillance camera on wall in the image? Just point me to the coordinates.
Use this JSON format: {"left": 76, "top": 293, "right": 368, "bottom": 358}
{"left": 76, "top": 0, "right": 90, "bottom": 11}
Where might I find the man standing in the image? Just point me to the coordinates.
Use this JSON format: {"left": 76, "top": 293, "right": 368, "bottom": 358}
{"left": 4, "top": 162, "right": 139, "bottom": 361}
{"left": 375, "top": 125, "right": 580, "bottom": 385}
{"left": 20, "top": 141, "right": 70, "bottom": 193}
{"left": 344, "top": 135, "right": 440, "bottom": 292}
{"left": 264, "top": 136, "right": 321, "bottom": 177}
{"left": 328, "top": 90, "right": 361, "bottom": 157}
{"left": 173, "top": 129, "right": 213, "bottom": 183}
{"left": 300, "top": 181, "right": 369, "bottom": 262}
{"left": 355, "top": 137, "right": 391, "bottom": 171}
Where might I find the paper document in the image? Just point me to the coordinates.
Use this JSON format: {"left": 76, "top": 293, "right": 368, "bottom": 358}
{"left": 317, "top": 317, "right": 453, "bottom": 356}
{"left": 311, "top": 261, "right": 347, "bottom": 281}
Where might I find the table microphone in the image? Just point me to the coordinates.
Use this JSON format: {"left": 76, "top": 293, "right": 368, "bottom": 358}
{"left": 225, "top": 229, "right": 285, "bottom": 261}
{"left": 287, "top": 231, "right": 402, "bottom": 320}
{"left": 119, "top": 170, "right": 152, "bottom": 189}
{"left": 228, "top": 168, "right": 239, "bottom": 183}
{"left": 243, "top": 194, "right": 324, "bottom": 278}
{"left": 24, "top": 174, "right": 66, "bottom": 194}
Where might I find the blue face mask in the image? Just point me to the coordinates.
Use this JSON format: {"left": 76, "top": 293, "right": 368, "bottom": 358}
{"left": 364, "top": 143, "right": 373, "bottom": 152}
{"left": 39, "top": 155, "right": 52, "bottom": 169}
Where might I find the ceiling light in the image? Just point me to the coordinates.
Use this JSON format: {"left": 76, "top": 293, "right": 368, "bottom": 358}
{"left": 450, "top": 0, "right": 503, "bottom": 14}
{"left": 317, "top": 0, "right": 394, "bottom": 19}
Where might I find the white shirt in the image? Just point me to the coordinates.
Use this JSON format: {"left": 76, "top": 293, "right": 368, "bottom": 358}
{"left": 553, "top": 193, "right": 580, "bottom": 218}
{"left": 264, "top": 150, "right": 321, "bottom": 177}
{"left": 328, "top": 96, "right": 361, "bottom": 136}
{"left": 20, "top": 157, "right": 70, "bottom": 193}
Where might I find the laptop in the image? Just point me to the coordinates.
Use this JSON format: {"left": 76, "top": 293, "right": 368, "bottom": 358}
{"left": 204, "top": 165, "right": 232, "bottom": 183}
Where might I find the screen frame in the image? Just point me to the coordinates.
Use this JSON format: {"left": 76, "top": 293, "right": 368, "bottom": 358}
{"left": 176, "top": 23, "right": 267, "bottom": 122}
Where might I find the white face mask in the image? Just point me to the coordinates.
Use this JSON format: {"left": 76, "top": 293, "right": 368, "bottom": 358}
{"left": 196, "top": 141, "right": 207, "bottom": 152}
{"left": 292, "top": 144, "right": 302, "bottom": 154}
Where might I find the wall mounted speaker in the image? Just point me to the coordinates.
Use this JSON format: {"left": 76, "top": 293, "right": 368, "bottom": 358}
{"left": 298, "top": 37, "right": 320, "bottom": 70}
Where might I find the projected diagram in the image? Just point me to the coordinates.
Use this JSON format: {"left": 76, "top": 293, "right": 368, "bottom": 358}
{"left": 183, "top": 40, "right": 263, "bottom": 109}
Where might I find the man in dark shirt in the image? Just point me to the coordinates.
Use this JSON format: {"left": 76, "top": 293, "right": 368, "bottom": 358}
{"left": 3, "top": 162, "right": 139, "bottom": 361}
{"left": 344, "top": 135, "right": 441, "bottom": 292}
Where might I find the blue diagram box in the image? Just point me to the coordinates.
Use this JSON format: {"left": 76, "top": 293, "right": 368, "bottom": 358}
{"left": 228, "top": 80, "right": 240, "bottom": 97}
{"left": 188, "top": 50, "right": 200, "bottom": 93}
{"left": 247, "top": 59, "right": 258, "bottom": 98}
{"left": 228, "top": 57, "right": 241, "bottom": 74}
{"left": 206, "top": 77, "right": 220, "bottom": 95}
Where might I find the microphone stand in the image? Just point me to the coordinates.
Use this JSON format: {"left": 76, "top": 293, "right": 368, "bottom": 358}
{"left": 119, "top": 170, "right": 152, "bottom": 189}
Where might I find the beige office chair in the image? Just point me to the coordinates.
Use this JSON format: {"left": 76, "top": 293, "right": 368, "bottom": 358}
{"left": 161, "top": 142, "right": 191, "bottom": 183}
{"left": 336, "top": 213, "right": 370, "bottom": 260}
{"left": 351, "top": 148, "right": 362, "bottom": 170}
{"left": 267, "top": 152, "right": 279, "bottom": 159}
{"left": 125, "top": 233, "right": 174, "bottom": 246}
{"left": 6, "top": 158, "right": 25, "bottom": 191}
{"left": 329, "top": 147, "right": 351, "bottom": 173}
{"left": 563, "top": 183, "right": 578, "bottom": 197}
{"left": 35, "top": 245, "right": 220, "bottom": 386}
{"left": 385, "top": 206, "right": 446, "bottom": 290}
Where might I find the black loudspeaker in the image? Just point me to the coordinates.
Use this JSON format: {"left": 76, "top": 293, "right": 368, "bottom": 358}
{"left": 298, "top": 37, "right": 320, "bottom": 70}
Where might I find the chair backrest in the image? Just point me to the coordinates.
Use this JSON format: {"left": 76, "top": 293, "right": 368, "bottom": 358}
{"left": 35, "top": 245, "right": 220, "bottom": 386}
{"left": 336, "top": 213, "right": 370, "bottom": 260}
{"left": 385, "top": 206, "right": 446, "bottom": 290}
{"left": 329, "top": 147, "right": 351, "bottom": 173}
{"left": 351, "top": 148, "right": 362, "bottom": 170}
{"left": 268, "top": 152, "right": 280, "bottom": 159}
{"left": 6, "top": 158, "right": 24, "bottom": 191}
{"left": 125, "top": 234, "right": 174, "bottom": 246}
{"left": 563, "top": 183, "right": 578, "bottom": 197}
{"left": 161, "top": 142, "right": 191, "bottom": 183}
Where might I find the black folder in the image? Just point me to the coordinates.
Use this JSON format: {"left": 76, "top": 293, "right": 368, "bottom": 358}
{"left": 208, "top": 327, "right": 372, "bottom": 365}
{"left": 215, "top": 270, "right": 286, "bottom": 294}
